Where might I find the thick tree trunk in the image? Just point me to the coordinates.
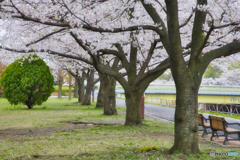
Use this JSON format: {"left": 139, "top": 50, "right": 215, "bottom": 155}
{"left": 76, "top": 78, "right": 84, "bottom": 103}
{"left": 82, "top": 83, "right": 92, "bottom": 105}
{"left": 103, "top": 75, "right": 117, "bottom": 115}
{"left": 58, "top": 80, "right": 63, "bottom": 99}
{"left": 96, "top": 73, "right": 104, "bottom": 108}
{"left": 82, "top": 70, "right": 94, "bottom": 105}
{"left": 73, "top": 80, "right": 78, "bottom": 98}
{"left": 124, "top": 90, "right": 142, "bottom": 126}
{"left": 170, "top": 81, "right": 200, "bottom": 154}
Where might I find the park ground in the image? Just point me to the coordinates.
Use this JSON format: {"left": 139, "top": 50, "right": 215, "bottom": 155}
{"left": 0, "top": 97, "right": 239, "bottom": 160}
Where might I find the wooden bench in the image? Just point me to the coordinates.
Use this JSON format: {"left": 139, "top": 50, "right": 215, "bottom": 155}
{"left": 51, "top": 92, "right": 58, "bottom": 96}
{"left": 65, "top": 92, "right": 74, "bottom": 96}
{"left": 198, "top": 113, "right": 211, "bottom": 137}
{"left": 209, "top": 115, "right": 240, "bottom": 145}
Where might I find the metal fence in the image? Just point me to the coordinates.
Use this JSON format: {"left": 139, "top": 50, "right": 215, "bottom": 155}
{"left": 199, "top": 103, "right": 240, "bottom": 115}
{"left": 145, "top": 97, "right": 240, "bottom": 115}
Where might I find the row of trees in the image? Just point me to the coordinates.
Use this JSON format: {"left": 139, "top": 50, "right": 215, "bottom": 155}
{"left": 1, "top": 0, "right": 240, "bottom": 154}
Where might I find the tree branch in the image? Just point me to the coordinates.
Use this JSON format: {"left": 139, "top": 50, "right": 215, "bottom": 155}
{"left": 141, "top": 0, "right": 170, "bottom": 54}
{"left": 200, "top": 40, "right": 240, "bottom": 76}
{"left": 26, "top": 28, "right": 68, "bottom": 47}
{"left": 97, "top": 48, "right": 129, "bottom": 71}
{"left": 138, "top": 39, "right": 161, "bottom": 75}
{"left": 0, "top": 45, "right": 93, "bottom": 65}
{"left": 179, "top": 7, "right": 196, "bottom": 28}
{"left": 133, "top": 57, "right": 170, "bottom": 89}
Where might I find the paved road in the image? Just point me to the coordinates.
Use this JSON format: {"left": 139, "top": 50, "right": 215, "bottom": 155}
{"left": 116, "top": 98, "right": 240, "bottom": 138}
{"left": 94, "top": 90, "right": 240, "bottom": 131}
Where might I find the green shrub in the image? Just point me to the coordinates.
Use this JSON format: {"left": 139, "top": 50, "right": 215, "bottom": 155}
{"left": 0, "top": 54, "right": 54, "bottom": 109}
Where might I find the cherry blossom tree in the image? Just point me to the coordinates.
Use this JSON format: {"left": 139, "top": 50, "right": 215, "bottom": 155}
{"left": 1, "top": 0, "right": 240, "bottom": 154}
{"left": 52, "top": 69, "right": 67, "bottom": 98}
{"left": 0, "top": 0, "right": 169, "bottom": 127}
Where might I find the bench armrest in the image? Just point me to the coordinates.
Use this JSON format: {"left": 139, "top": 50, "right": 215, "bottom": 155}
{"left": 225, "top": 120, "right": 240, "bottom": 126}
{"left": 225, "top": 122, "right": 240, "bottom": 126}
{"left": 202, "top": 117, "right": 209, "bottom": 123}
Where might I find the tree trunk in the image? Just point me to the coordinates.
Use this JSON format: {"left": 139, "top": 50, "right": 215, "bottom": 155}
{"left": 96, "top": 73, "right": 104, "bottom": 108}
{"left": 82, "top": 69, "right": 94, "bottom": 105}
{"left": 76, "top": 78, "right": 84, "bottom": 103}
{"left": 170, "top": 79, "right": 200, "bottom": 154}
{"left": 73, "top": 80, "right": 78, "bottom": 98}
{"left": 103, "top": 75, "right": 117, "bottom": 115}
{"left": 68, "top": 85, "right": 72, "bottom": 100}
{"left": 26, "top": 100, "right": 33, "bottom": 109}
{"left": 58, "top": 80, "right": 63, "bottom": 99}
{"left": 82, "top": 82, "right": 91, "bottom": 105}
{"left": 124, "top": 90, "right": 142, "bottom": 126}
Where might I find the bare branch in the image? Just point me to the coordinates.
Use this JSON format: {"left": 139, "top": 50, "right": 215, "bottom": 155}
{"left": 133, "top": 57, "right": 170, "bottom": 89}
{"left": 179, "top": 7, "right": 196, "bottom": 28}
{"left": 138, "top": 38, "right": 161, "bottom": 75}
{"left": 97, "top": 48, "right": 129, "bottom": 71}
{"left": 195, "top": 12, "right": 214, "bottom": 59}
{"left": 70, "top": 32, "right": 94, "bottom": 57}
{"left": 26, "top": 28, "right": 68, "bottom": 47}
{"left": 62, "top": 0, "right": 91, "bottom": 27}
{"left": 0, "top": 45, "right": 93, "bottom": 65}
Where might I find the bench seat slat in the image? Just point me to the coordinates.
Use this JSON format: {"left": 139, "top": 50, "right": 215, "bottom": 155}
{"left": 204, "top": 123, "right": 210, "bottom": 127}
{"left": 226, "top": 128, "right": 240, "bottom": 133}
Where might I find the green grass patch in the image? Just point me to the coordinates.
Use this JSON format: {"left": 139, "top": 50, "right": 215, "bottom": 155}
{"left": 0, "top": 97, "right": 239, "bottom": 160}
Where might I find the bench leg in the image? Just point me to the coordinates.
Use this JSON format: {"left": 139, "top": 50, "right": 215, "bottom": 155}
{"left": 210, "top": 131, "right": 215, "bottom": 141}
{"left": 223, "top": 133, "right": 228, "bottom": 145}
{"left": 202, "top": 128, "right": 208, "bottom": 137}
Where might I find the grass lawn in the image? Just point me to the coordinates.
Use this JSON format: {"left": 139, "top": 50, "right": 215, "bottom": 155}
{"left": 0, "top": 98, "right": 239, "bottom": 160}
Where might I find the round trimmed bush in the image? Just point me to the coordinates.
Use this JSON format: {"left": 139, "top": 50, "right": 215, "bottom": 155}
{"left": 0, "top": 54, "right": 54, "bottom": 109}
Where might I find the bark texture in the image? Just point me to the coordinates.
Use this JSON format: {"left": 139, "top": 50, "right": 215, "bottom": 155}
{"left": 124, "top": 90, "right": 142, "bottom": 126}
{"left": 96, "top": 72, "right": 104, "bottom": 108}
{"left": 169, "top": 78, "right": 200, "bottom": 154}
{"left": 82, "top": 69, "right": 94, "bottom": 105}
{"left": 58, "top": 81, "right": 63, "bottom": 99}
{"left": 103, "top": 75, "right": 117, "bottom": 115}
{"left": 73, "top": 80, "right": 78, "bottom": 98}
{"left": 76, "top": 77, "right": 85, "bottom": 103}
{"left": 66, "top": 69, "right": 86, "bottom": 103}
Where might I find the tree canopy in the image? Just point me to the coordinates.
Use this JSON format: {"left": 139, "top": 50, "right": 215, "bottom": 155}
{"left": 0, "top": 54, "right": 54, "bottom": 109}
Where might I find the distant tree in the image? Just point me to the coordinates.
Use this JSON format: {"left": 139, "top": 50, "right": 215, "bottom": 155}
{"left": 158, "top": 70, "right": 173, "bottom": 81}
{"left": 53, "top": 69, "right": 67, "bottom": 99}
{"left": 81, "top": 68, "right": 99, "bottom": 105}
{"left": 67, "top": 72, "right": 74, "bottom": 100}
{"left": 204, "top": 65, "right": 222, "bottom": 79}
{"left": 0, "top": 54, "right": 54, "bottom": 109}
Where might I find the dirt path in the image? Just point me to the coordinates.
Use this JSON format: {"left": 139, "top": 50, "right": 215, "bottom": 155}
{"left": 0, "top": 121, "right": 112, "bottom": 140}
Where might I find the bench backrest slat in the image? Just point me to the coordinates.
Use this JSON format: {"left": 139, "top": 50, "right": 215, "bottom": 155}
{"left": 198, "top": 114, "right": 202, "bottom": 126}
{"left": 209, "top": 115, "right": 226, "bottom": 131}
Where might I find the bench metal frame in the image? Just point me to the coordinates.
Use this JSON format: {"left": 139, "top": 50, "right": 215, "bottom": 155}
{"left": 198, "top": 113, "right": 211, "bottom": 137}
{"left": 209, "top": 115, "right": 240, "bottom": 145}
